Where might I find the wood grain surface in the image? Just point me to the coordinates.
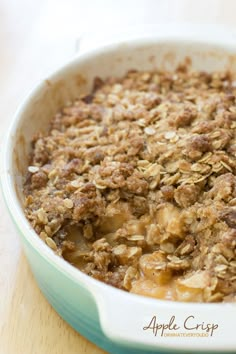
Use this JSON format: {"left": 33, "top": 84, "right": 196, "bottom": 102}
{"left": 1, "top": 1, "right": 236, "bottom": 353}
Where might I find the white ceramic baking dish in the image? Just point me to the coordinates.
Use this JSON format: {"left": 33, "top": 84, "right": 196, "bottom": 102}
{"left": 2, "top": 26, "right": 236, "bottom": 353}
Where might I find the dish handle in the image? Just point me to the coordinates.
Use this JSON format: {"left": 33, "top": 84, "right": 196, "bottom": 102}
{"left": 93, "top": 286, "right": 236, "bottom": 352}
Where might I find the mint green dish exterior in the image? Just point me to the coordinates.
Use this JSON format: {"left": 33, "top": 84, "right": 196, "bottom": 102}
{"left": 17, "top": 226, "right": 169, "bottom": 354}
{"left": 2, "top": 26, "right": 236, "bottom": 353}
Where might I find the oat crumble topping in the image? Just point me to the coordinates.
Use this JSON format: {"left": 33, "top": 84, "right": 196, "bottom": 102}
{"left": 24, "top": 65, "right": 236, "bottom": 302}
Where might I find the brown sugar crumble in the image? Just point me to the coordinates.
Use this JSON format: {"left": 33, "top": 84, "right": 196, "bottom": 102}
{"left": 24, "top": 66, "right": 236, "bottom": 302}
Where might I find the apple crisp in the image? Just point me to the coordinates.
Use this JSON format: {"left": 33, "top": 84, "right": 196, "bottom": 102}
{"left": 24, "top": 65, "right": 236, "bottom": 302}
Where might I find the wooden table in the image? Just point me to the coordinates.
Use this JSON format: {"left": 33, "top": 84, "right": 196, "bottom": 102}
{"left": 1, "top": 1, "right": 236, "bottom": 353}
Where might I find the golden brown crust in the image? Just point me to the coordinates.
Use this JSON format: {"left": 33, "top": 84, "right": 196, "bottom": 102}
{"left": 24, "top": 66, "right": 236, "bottom": 302}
